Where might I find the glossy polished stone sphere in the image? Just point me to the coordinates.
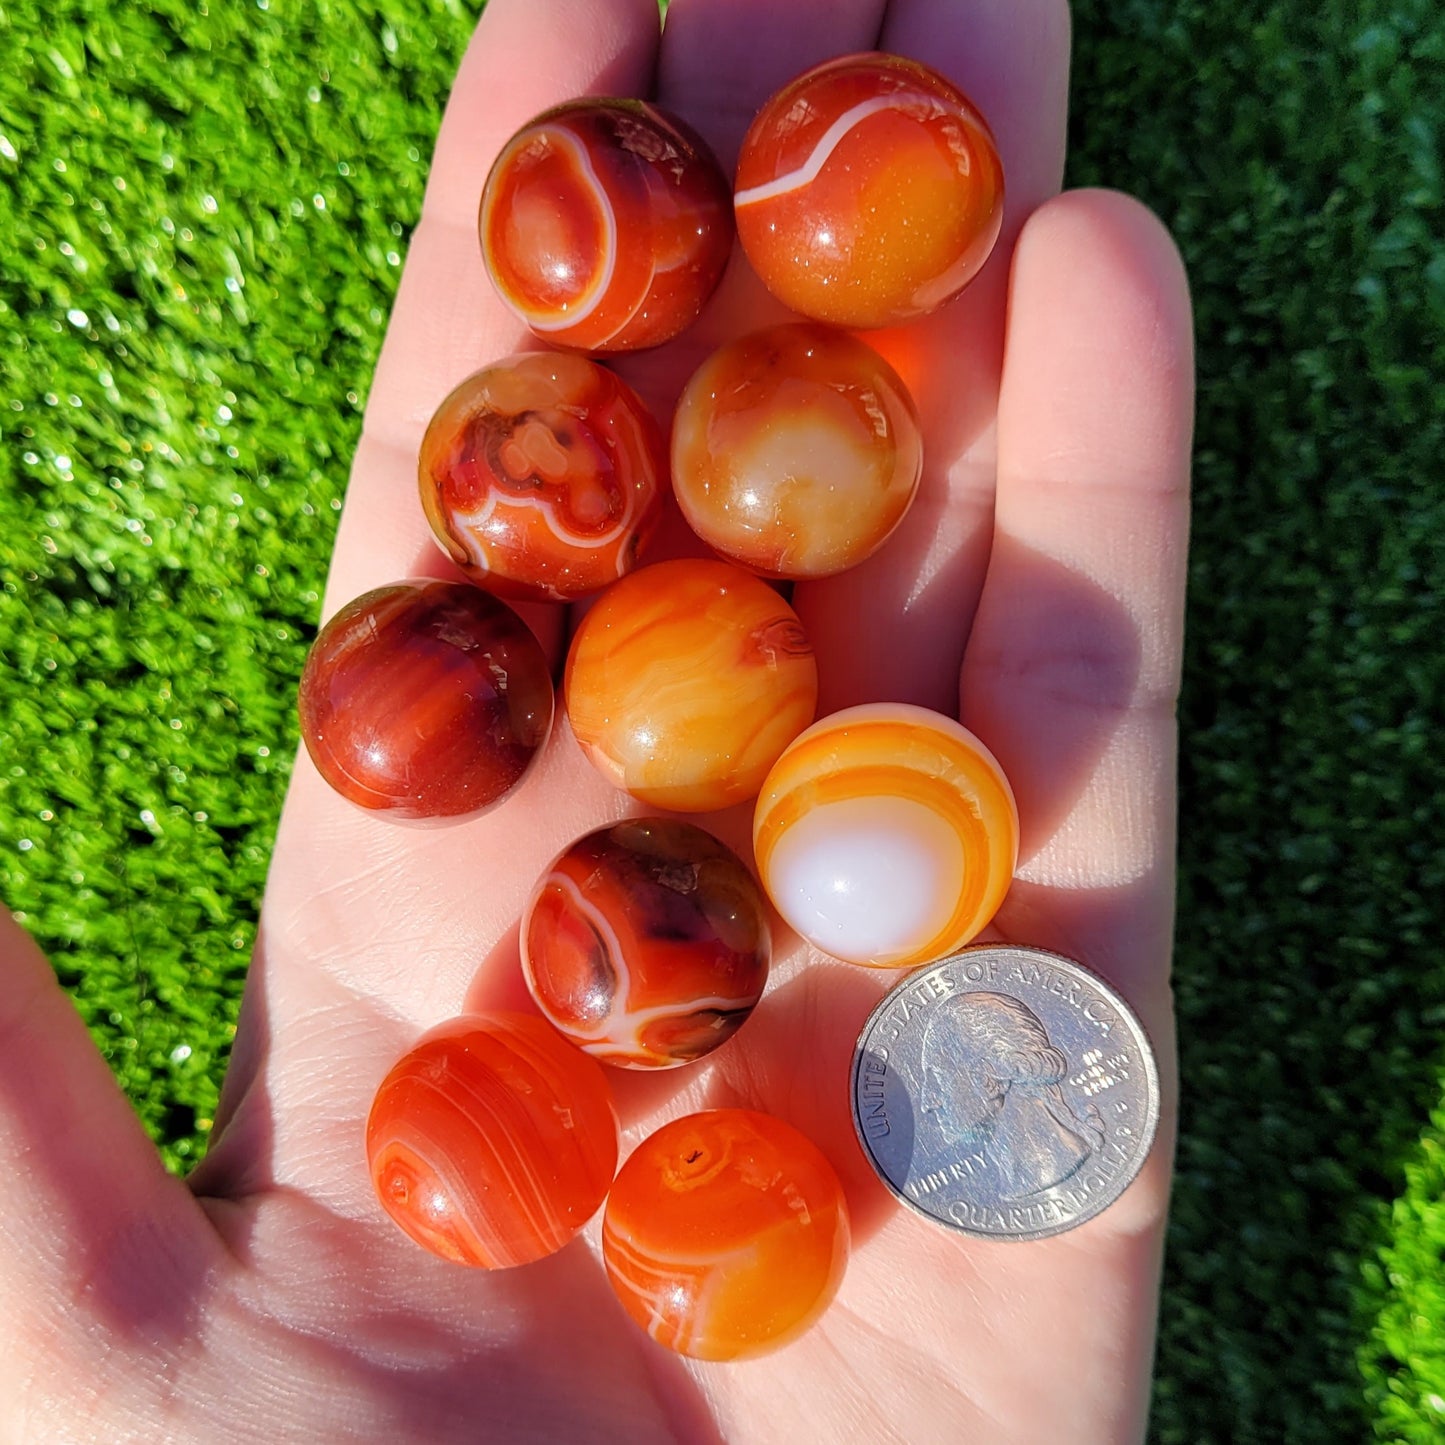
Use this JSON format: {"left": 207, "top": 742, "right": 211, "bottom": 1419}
{"left": 735, "top": 52, "right": 1005, "bottom": 328}
{"left": 564, "top": 559, "right": 818, "bottom": 812}
{"left": 753, "top": 703, "right": 1018, "bottom": 967}
{"left": 298, "top": 581, "right": 552, "bottom": 821}
{"left": 419, "top": 353, "right": 665, "bottom": 602}
{"left": 602, "top": 1109, "right": 850, "bottom": 1360}
{"left": 367, "top": 1014, "right": 618, "bottom": 1268}
{"left": 522, "top": 819, "right": 771, "bottom": 1068}
{"left": 480, "top": 99, "right": 733, "bottom": 352}
{"left": 671, "top": 323, "right": 923, "bottom": 578}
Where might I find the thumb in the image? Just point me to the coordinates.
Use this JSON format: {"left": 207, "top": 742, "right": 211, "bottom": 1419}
{"left": 0, "top": 907, "right": 226, "bottom": 1355}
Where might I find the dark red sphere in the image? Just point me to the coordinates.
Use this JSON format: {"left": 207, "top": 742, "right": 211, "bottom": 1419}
{"left": 298, "top": 581, "right": 553, "bottom": 821}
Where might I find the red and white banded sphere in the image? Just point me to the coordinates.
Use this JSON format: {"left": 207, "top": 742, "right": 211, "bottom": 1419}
{"left": 480, "top": 99, "right": 733, "bottom": 353}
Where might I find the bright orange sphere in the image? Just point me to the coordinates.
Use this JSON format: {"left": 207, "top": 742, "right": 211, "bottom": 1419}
{"left": 366, "top": 1014, "right": 618, "bottom": 1268}
{"left": 602, "top": 1109, "right": 850, "bottom": 1359}
{"left": 564, "top": 560, "right": 818, "bottom": 811}
{"left": 735, "top": 52, "right": 1004, "bottom": 328}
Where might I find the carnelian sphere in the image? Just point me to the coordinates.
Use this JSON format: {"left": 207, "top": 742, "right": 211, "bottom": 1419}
{"left": 366, "top": 1014, "right": 619, "bottom": 1268}
{"left": 480, "top": 99, "right": 733, "bottom": 352}
{"left": 753, "top": 703, "right": 1018, "bottom": 967}
{"left": 298, "top": 581, "right": 552, "bottom": 821}
{"left": 564, "top": 559, "right": 818, "bottom": 811}
{"left": 522, "top": 819, "right": 771, "bottom": 1069}
{"left": 602, "top": 1109, "right": 850, "bottom": 1360}
{"left": 734, "top": 52, "right": 1005, "bottom": 328}
{"left": 671, "top": 323, "right": 923, "bottom": 578}
{"left": 419, "top": 353, "right": 665, "bottom": 602}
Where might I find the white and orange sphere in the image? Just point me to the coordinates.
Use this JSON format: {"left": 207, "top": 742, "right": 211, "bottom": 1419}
{"left": 752, "top": 704, "right": 1018, "bottom": 968}
{"left": 671, "top": 324, "right": 922, "bottom": 579}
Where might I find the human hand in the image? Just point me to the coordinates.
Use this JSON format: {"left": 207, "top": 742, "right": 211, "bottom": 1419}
{"left": 0, "top": 0, "right": 1193, "bottom": 1439}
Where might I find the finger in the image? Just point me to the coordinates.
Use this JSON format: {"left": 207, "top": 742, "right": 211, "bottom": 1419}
{"left": 962, "top": 188, "right": 1194, "bottom": 1016}
{"left": 322, "top": 0, "right": 664, "bottom": 630}
{"left": 793, "top": 0, "right": 1073, "bottom": 716}
{"left": 655, "top": 0, "right": 887, "bottom": 171}
{"left": 0, "top": 909, "right": 224, "bottom": 1338}
{"left": 605, "top": 0, "right": 892, "bottom": 418}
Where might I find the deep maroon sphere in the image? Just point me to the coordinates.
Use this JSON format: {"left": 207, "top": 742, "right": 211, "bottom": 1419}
{"left": 298, "top": 581, "right": 553, "bottom": 820}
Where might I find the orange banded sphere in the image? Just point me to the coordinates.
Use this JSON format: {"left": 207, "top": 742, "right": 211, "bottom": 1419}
{"left": 419, "top": 353, "right": 665, "bottom": 601}
{"left": 735, "top": 52, "right": 1004, "bottom": 328}
{"left": 753, "top": 703, "right": 1019, "bottom": 967}
{"left": 602, "top": 1109, "right": 850, "bottom": 1360}
{"left": 480, "top": 99, "right": 733, "bottom": 353}
{"left": 366, "top": 1014, "right": 618, "bottom": 1269}
{"left": 564, "top": 560, "right": 818, "bottom": 812}
{"left": 672, "top": 324, "right": 923, "bottom": 578}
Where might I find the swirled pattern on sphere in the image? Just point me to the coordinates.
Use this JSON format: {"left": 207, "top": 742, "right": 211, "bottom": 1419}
{"left": 366, "top": 1014, "right": 618, "bottom": 1269}
{"left": 672, "top": 323, "right": 923, "bottom": 578}
{"left": 753, "top": 703, "right": 1019, "bottom": 967}
{"left": 419, "top": 353, "right": 665, "bottom": 601}
{"left": 602, "top": 1109, "right": 850, "bottom": 1359}
{"left": 522, "top": 819, "right": 771, "bottom": 1068}
{"left": 297, "top": 581, "right": 553, "bottom": 821}
{"left": 480, "top": 99, "right": 733, "bottom": 352}
{"left": 564, "top": 559, "right": 818, "bottom": 812}
{"left": 735, "top": 53, "right": 1004, "bottom": 328}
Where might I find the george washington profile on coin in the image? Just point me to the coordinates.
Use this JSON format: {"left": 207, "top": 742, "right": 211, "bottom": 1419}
{"left": 918, "top": 990, "right": 1105, "bottom": 1201}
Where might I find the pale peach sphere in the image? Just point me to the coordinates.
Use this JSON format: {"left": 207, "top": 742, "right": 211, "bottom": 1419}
{"left": 671, "top": 323, "right": 923, "bottom": 579}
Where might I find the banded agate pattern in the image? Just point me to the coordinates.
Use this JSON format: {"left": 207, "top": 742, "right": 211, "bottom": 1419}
{"left": 419, "top": 353, "right": 665, "bottom": 601}
{"left": 297, "top": 581, "right": 552, "bottom": 821}
{"left": 564, "top": 559, "right": 818, "bottom": 812}
{"left": 753, "top": 703, "right": 1019, "bottom": 967}
{"left": 366, "top": 1014, "right": 618, "bottom": 1269}
{"left": 672, "top": 323, "right": 923, "bottom": 578}
{"left": 480, "top": 99, "right": 733, "bottom": 353}
{"left": 735, "top": 52, "right": 1005, "bottom": 328}
{"left": 602, "top": 1109, "right": 850, "bottom": 1360}
{"left": 522, "top": 819, "right": 771, "bottom": 1068}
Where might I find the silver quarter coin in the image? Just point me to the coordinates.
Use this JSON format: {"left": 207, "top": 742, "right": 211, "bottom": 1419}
{"left": 851, "top": 944, "right": 1160, "bottom": 1241}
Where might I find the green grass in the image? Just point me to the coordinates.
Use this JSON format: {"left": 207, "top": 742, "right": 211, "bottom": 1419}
{"left": 1, "top": 0, "right": 1442, "bottom": 1439}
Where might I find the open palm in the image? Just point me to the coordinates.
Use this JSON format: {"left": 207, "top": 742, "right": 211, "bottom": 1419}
{"left": 0, "top": 0, "right": 1193, "bottom": 1439}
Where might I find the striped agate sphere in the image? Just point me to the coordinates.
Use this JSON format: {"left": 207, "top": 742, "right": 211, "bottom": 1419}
{"left": 602, "top": 1109, "right": 850, "bottom": 1360}
{"left": 366, "top": 1014, "right": 618, "bottom": 1269}
{"left": 671, "top": 323, "right": 923, "bottom": 579}
{"left": 480, "top": 99, "right": 733, "bottom": 353}
{"left": 522, "top": 819, "right": 771, "bottom": 1069}
{"left": 419, "top": 353, "right": 665, "bottom": 602}
{"left": 564, "top": 559, "right": 818, "bottom": 812}
{"left": 297, "top": 581, "right": 552, "bottom": 821}
{"left": 735, "top": 52, "right": 1004, "bottom": 328}
{"left": 753, "top": 703, "right": 1018, "bottom": 968}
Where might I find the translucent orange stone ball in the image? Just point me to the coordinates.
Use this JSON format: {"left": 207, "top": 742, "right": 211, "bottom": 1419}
{"left": 366, "top": 1014, "right": 618, "bottom": 1269}
{"left": 298, "top": 581, "right": 553, "bottom": 821}
{"left": 419, "top": 353, "right": 665, "bottom": 601}
{"left": 480, "top": 99, "right": 733, "bottom": 352}
{"left": 602, "top": 1109, "right": 850, "bottom": 1359}
{"left": 753, "top": 703, "right": 1019, "bottom": 967}
{"left": 734, "top": 52, "right": 1005, "bottom": 328}
{"left": 672, "top": 323, "right": 923, "bottom": 578}
{"left": 564, "top": 559, "right": 818, "bottom": 811}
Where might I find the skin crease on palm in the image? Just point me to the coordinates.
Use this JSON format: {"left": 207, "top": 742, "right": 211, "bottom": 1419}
{"left": 0, "top": 0, "right": 1194, "bottom": 1439}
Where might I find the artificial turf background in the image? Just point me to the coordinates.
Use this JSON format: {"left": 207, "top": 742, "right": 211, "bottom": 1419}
{"left": 0, "top": 0, "right": 1440, "bottom": 1439}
